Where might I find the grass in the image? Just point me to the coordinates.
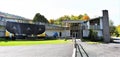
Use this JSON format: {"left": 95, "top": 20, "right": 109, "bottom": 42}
{"left": 86, "top": 41, "right": 102, "bottom": 44}
{"left": 82, "top": 39, "right": 102, "bottom": 44}
{"left": 0, "top": 40, "right": 71, "bottom": 46}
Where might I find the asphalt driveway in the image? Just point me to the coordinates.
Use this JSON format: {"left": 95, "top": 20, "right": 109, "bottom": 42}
{"left": 0, "top": 44, "right": 73, "bottom": 57}
{"left": 76, "top": 39, "right": 120, "bottom": 57}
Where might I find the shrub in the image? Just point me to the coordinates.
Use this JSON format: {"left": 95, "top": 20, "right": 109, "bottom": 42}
{"left": 88, "top": 29, "right": 98, "bottom": 41}
{"left": 44, "top": 36, "right": 57, "bottom": 40}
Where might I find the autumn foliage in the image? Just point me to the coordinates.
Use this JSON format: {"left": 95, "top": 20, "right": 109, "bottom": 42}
{"left": 52, "top": 14, "right": 90, "bottom": 25}
{"left": 82, "top": 14, "right": 90, "bottom": 21}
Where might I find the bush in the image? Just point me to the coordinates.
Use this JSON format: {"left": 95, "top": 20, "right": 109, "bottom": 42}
{"left": 88, "top": 29, "right": 98, "bottom": 41}
{"left": 44, "top": 36, "right": 57, "bottom": 40}
{"left": 0, "top": 38, "right": 5, "bottom": 41}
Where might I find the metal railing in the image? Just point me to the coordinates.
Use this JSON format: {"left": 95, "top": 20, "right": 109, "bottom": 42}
{"left": 90, "top": 25, "right": 100, "bottom": 29}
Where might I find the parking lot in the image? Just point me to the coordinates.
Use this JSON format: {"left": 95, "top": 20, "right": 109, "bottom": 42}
{"left": 0, "top": 44, "right": 73, "bottom": 57}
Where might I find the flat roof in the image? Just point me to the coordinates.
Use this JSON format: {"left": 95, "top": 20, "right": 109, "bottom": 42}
{"left": 62, "top": 20, "right": 85, "bottom": 23}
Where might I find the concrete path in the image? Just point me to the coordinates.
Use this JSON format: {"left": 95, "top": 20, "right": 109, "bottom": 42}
{"left": 0, "top": 44, "right": 73, "bottom": 57}
{"left": 76, "top": 39, "right": 120, "bottom": 57}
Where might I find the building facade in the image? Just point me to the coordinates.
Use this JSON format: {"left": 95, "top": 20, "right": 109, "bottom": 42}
{"left": 0, "top": 11, "right": 31, "bottom": 37}
{"left": 83, "top": 17, "right": 103, "bottom": 37}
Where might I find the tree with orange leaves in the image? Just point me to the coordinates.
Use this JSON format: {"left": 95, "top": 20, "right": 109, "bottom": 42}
{"left": 82, "top": 14, "right": 90, "bottom": 21}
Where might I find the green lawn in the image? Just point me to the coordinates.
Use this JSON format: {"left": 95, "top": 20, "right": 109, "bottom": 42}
{"left": 0, "top": 40, "right": 71, "bottom": 46}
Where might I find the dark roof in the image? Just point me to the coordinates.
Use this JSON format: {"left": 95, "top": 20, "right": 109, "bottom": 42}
{"left": 88, "top": 17, "right": 102, "bottom": 21}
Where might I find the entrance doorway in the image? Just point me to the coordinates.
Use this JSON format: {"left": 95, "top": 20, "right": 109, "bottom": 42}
{"left": 70, "top": 30, "right": 80, "bottom": 38}
{"left": 70, "top": 23, "right": 82, "bottom": 38}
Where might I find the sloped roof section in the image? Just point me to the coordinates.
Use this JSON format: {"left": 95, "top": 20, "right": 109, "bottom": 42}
{"left": 0, "top": 11, "right": 29, "bottom": 20}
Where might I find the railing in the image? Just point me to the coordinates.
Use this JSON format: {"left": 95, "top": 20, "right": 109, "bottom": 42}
{"left": 70, "top": 26, "right": 80, "bottom": 30}
{"left": 90, "top": 25, "right": 100, "bottom": 29}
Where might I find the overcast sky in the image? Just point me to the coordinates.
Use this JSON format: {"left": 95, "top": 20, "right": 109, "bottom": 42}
{"left": 0, "top": 0, "right": 120, "bottom": 26}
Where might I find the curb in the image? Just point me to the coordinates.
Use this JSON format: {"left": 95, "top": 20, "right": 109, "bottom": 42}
{"left": 72, "top": 48, "right": 76, "bottom": 57}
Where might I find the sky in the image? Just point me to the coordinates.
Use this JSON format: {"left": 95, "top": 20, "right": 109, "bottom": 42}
{"left": 0, "top": 0, "right": 120, "bottom": 26}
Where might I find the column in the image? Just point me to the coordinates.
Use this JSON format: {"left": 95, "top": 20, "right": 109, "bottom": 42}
{"left": 100, "top": 17, "right": 103, "bottom": 29}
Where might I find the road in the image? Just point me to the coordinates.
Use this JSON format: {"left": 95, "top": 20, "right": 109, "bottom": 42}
{"left": 0, "top": 44, "right": 73, "bottom": 57}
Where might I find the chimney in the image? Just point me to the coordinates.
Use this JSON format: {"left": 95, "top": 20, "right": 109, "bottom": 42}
{"left": 102, "top": 10, "right": 111, "bottom": 43}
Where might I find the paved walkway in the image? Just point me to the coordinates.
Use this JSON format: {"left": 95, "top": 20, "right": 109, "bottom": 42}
{"left": 0, "top": 44, "right": 73, "bottom": 57}
{"left": 76, "top": 39, "right": 120, "bottom": 57}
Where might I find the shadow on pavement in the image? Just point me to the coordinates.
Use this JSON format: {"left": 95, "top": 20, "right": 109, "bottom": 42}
{"left": 76, "top": 43, "right": 89, "bottom": 57}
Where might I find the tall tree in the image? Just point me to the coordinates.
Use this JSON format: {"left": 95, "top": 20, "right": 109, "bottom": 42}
{"left": 109, "top": 20, "right": 118, "bottom": 36}
{"left": 33, "top": 13, "right": 49, "bottom": 23}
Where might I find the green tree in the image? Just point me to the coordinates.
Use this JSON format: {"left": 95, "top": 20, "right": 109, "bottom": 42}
{"left": 58, "top": 15, "right": 70, "bottom": 20}
{"left": 49, "top": 19, "right": 55, "bottom": 24}
{"left": 55, "top": 15, "right": 71, "bottom": 25}
{"left": 110, "top": 26, "right": 116, "bottom": 36}
{"left": 78, "top": 14, "right": 83, "bottom": 20}
{"left": 33, "top": 13, "right": 49, "bottom": 23}
{"left": 117, "top": 25, "right": 120, "bottom": 34}
{"left": 109, "top": 20, "right": 118, "bottom": 36}
{"left": 54, "top": 14, "right": 90, "bottom": 25}
{"left": 70, "top": 15, "right": 78, "bottom": 20}
{"left": 116, "top": 25, "right": 120, "bottom": 37}
{"left": 109, "top": 20, "right": 114, "bottom": 26}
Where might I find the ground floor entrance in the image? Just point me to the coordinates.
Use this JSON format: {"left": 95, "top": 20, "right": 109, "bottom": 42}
{"left": 62, "top": 20, "right": 85, "bottom": 39}
{"left": 70, "top": 30, "right": 82, "bottom": 38}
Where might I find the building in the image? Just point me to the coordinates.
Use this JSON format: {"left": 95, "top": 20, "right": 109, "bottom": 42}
{"left": 0, "top": 10, "right": 110, "bottom": 42}
{"left": 83, "top": 17, "right": 103, "bottom": 38}
{"left": 45, "top": 24, "right": 70, "bottom": 38}
{"left": 0, "top": 11, "right": 31, "bottom": 37}
{"left": 61, "top": 10, "right": 110, "bottom": 42}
